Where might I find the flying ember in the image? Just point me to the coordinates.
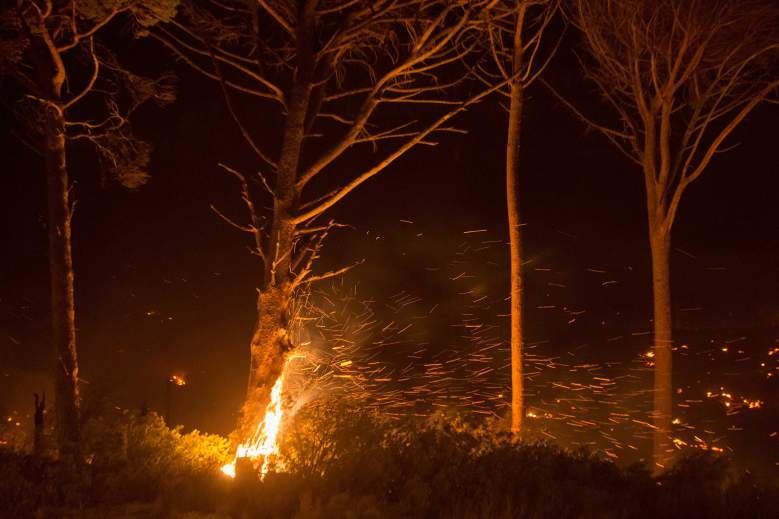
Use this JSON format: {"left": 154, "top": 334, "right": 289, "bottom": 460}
{"left": 169, "top": 374, "right": 187, "bottom": 386}
{"left": 221, "top": 363, "right": 289, "bottom": 479}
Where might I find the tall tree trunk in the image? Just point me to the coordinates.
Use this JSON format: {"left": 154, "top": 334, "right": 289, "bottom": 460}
{"left": 236, "top": 19, "right": 314, "bottom": 440}
{"left": 649, "top": 226, "right": 673, "bottom": 473}
{"left": 507, "top": 82, "right": 525, "bottom": 435}
{"left": 43, "top": 106, "right": 81, "bottom": 464}
{"left": 506, "top": 5, "right": 529, "bottom": 435}
{"left": 238, "top": 285, "right": 294, "bottom": 441}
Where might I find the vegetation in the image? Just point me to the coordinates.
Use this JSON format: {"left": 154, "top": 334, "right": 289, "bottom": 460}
{"left": 2, "top": 399, "right": 777, "bottom": 518}
{"left": 557, "top": 0, "right": 779, "bottom": 470}
{"left": 0, "top": 0, "right": 177, "bottom": 465}
{"left": 1, "top": 411, "right": 229, "bottom": 518}
{"left": 1, "top": 2, "right": 777, "bottom": 518}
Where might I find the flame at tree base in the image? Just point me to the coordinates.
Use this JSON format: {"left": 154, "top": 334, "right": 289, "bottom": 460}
{"left": 221, "top": 365, "right": 288, "bottom": 479}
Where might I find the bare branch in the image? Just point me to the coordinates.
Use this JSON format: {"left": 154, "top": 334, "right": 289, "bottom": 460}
{"left": 294, "top": 74, "right": 514, "bottom": 224}
{"left": 57, "top": 7, "right": 124, "bottom": 53}
{"left": 63, "top": 37, "right": 98, "bottom": 110}
{"left": 153, "top": 23, "right": 285, "bottom": 102}
{"left": 148, "top": 31, "right": 280, "bottom": 100}
{"left": 665, "top": 77, "right": 779, "bottom": 229}
{"left": 210, "top": 204, "right": 255, "bottom": 233}
{"left": 204, "top": 37, "right": 278, "bottom": 170}
{"left": 257, "top": 0, "right": 294, "bottom": 36}
{"left": 294, "top": 222, "right": 351, "bottom": 236}
{"left": 302, "top": 260, "right": 365, "bottom": 287}
{"left": 542, "top": 79, "right": 635, "bottom": 141}
{"left": 216, "top": 162, "right": 267, "bottom": 264}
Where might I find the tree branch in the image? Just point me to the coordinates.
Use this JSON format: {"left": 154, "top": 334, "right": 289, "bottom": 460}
{"left": 63, "top": 37, "right": 98, "bottom": 110}
{"left": 294, "top": 74, "right": 514, "bottom": 224}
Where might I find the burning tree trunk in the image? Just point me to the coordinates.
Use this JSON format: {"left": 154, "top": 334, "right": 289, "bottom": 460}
{"left": 153, "top": 0, "right": 511, "bottom": 445}
{"left": 240, "top": 288, "right": 294, "bottom": 440}
{"left": 478, "top": 0, "right": 560, "bottom": 434}
{"left": 235, "top": 9, "right": 315, "bottom": 439}
{"left": 554, "top": 0, "right": 779, "bottom": 472}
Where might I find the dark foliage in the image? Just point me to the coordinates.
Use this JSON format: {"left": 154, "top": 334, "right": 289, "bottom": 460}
{"left": 0, "top": 411, "right": 229, "bottom": 518}
{"left": 1, "top": 401, "right": 777, "bottom": 518}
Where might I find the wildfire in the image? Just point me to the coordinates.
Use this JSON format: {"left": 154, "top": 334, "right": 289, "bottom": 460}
{"left": 221, "top": 365, "right": 288, "bottom": 479}
{"left": 169, "top": 374, "right": 187, "bottom": 386}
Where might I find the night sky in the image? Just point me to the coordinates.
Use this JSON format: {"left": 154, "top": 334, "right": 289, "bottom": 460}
{"left": 2, "top": 29, "right": 777, "bottom": 468}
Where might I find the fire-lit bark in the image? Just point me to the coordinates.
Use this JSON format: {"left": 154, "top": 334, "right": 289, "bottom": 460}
{"left": 485, "top": 1, "right": 559, "bottom": 435}
{"left": 43, "top": 105, "right": 81, "bottom": 464}
{"left": 239, "top": 287, "right": 293, "bottom": 441}
{"left": 506, "top": 72, "right": 525, "bottom": 435}
{"left": 649, "top": 228, "right": 673, "bottom": 471}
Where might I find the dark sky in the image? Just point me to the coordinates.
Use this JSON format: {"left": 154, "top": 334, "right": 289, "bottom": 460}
{"left": 1, "top": 30, "right": 777, "bottom": 439}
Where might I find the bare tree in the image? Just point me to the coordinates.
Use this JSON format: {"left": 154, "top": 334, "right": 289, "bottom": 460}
{"left": 150, "top": 0, "right": 508, "bottom": 443}
{"left": 0, "top": 0, "right": 176, "bottom": 464}
{"left": 476, "top": 0, "right": 559, "bottom": 434}
{"left": 555, "top": 0, "right": 779, "bottom": 472}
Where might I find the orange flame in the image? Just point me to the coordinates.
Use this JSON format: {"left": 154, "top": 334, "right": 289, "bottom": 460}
{"left": 221, "top": 362, "right": 288, "bottom": 479}
{"left": 169, "top": 374, "right": 187, "bottom": 386}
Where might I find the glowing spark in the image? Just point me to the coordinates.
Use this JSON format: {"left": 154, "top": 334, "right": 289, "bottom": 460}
{"left": 169, "top": 374, "right": 186, "bottom": 386}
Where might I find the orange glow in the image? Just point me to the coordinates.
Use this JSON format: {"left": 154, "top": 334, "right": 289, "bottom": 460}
{"left": 169, "top": 374, "right": 186, "bottom": 386}
{"left": 222, "top": 360, "right": 289, "bottom": 479}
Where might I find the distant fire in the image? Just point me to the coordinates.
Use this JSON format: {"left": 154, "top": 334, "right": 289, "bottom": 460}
{"left": 221, "top": 362, "right": 289, "bottom": 479}
{"left": 169, "top": 374, "right": 187, "bottom": 386}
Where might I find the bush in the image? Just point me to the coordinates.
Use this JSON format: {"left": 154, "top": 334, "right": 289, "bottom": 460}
{"left": 86, "top": 411, "right": 231, "bottom": 507}
{"left": 271, "top": 398, "right": 779, "bottom": 519}
{"left": 655, "top": 452, "right": 779, "bottom": 519}
{"left": 0, "top": 448, "right": 60, "bottom": 518}
{"left": 0, "top": 411, "right": 231, "bottom": 517}
{"left": 3, "top": 400, "right": 778, "bottom": 518}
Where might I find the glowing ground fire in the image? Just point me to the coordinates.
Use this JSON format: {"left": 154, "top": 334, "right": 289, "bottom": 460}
{"left": 221, "top": 367, "right": 287, "bottom": 479}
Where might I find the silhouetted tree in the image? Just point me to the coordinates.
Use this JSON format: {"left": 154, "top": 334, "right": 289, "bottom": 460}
{"left": 557, "top": 0, "right": 779, "bottom": 472}
{"left": 151, "top": 0, "right": 507, "bottom": 443}
{"left": 33, "top": 392, "right": 45, "bottom": 456}
{"left": 477, "top": 0, "right": 559, "bottom": 434}
{"left": 0, "top": 0, "right": 176, "bottom": 465}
